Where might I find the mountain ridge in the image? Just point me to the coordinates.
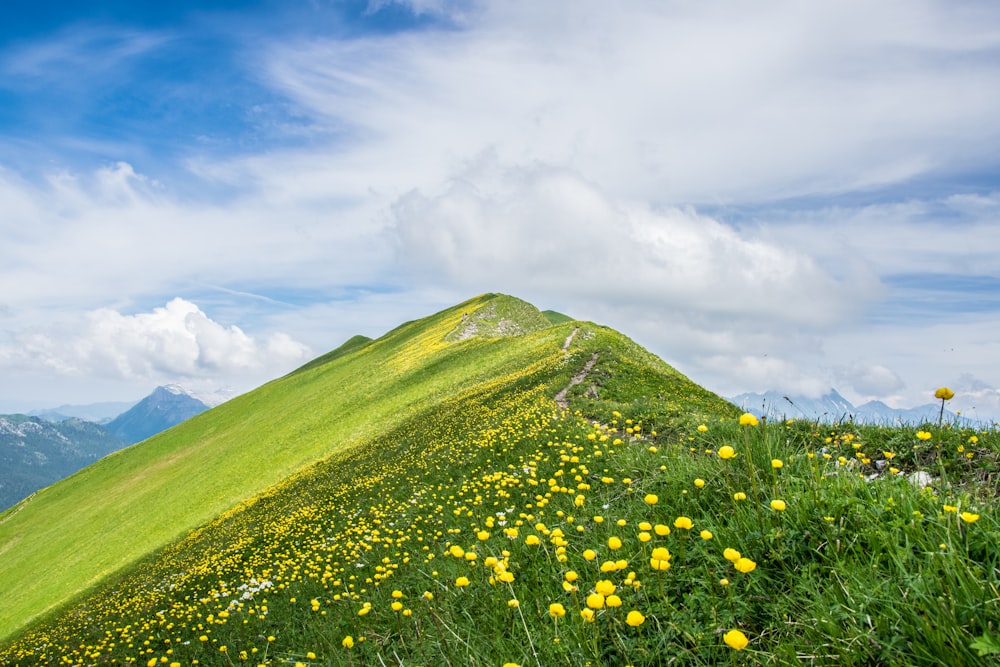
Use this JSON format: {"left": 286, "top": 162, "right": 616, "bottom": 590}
{"left": 730, "top": 388, "right": 965, "bottom": 424}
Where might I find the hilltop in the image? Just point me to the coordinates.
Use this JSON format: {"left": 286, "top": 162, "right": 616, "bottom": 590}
{"left": 1, "top": 294, "right": 997, "bottom": 666}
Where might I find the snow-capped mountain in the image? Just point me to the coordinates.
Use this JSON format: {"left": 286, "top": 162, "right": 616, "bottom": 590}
{"left": 729, "top": 389, "right": 963, "bottom": 425}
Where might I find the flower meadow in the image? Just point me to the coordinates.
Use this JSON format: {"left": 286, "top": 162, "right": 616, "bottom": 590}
{"left": 2, "top": 308, "right": 999, "bottom": 665}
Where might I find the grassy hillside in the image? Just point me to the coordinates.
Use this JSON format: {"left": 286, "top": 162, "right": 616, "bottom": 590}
{"left": 0, "top": 294, "right": 729, "bottom": 647}
{"left": 2, "top": 294, "right": 998, "bottom": 666}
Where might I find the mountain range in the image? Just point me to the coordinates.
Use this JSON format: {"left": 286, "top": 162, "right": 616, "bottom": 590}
{"left": 729, "top": 388, "right": 964, "bottom": 425}
{"left": 0, "top": 385, "right": 215, "bottom": 510}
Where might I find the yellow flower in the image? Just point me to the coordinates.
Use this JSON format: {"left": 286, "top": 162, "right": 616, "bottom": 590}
{"left": 586, "top": 593, "right": 605, "bottom": 609}
{"left": 582, "top": 549, "right": 597, "bottom": 561}
{"left": 606, "top": 594, "right": 622, "bottom": 607}
{"left": 391, "top": 601, "right": 403, "bottom": 611}
{"left": 960, "top": 512, "right": 980, "bottom": 523}
{"left": 697, "top": 424, "right": 708, "bottom": 432}
{"left": 644, "top": 493, "right": 659, "bottom": 505}
{"left": 771, "top": 459, "right": 783, "bottom": 469}
{"left": 392, "top": 590, "right": 403, "bottom": 599}
{"left": 694, "top": 478, "right": 705, "bottom": 488}
{"left": 477, "top": 530, "right": 490, "bottom": 540}
{"left": 770, "top": 499, "right": 787, "bottom": 511}
{"left": 525, "top": 534, "right": 540, "bottom": 546}
{"left": 674, "top": 516, "right": 693, "bottom": 530}
{"left": 734, "top": 557, "right": 757, "bottom": 573}
{"left": 700, "top": 529, "right": 714, "bottom": 540}
{"left": 650, "top": 546, "right": 671, "bottom": 571}
{"left": 342, "top": 636, "right": 354, "bottom": 649}
{"left": 564, "top": 570, "right": 579, "bottom": 582}
{"left": 608, "top": 536, "right": 623, "bottom": 550}
{"left": 934, "top": 387, "right": 955, "bottom": 400}
{"left": 733, "top": 492, "right": 747, "bottom": 501}
{"left": 595, "top": 579, "right": 616, "bottom": 595}
{"left": 943, "top": 504, "right": 958, "bottom": 513}
{"left": 549, "top": 602, "right": 566, "bottom": 618}
{"left": 508, "top": 599, "right": 520, "bottom": 608}
{"left": 654, "top": 523, "right": 670, "bottom": 536}
{"left": 626, "top": 610, "right": 646, "bottom": 626}
{"left": 739, "top": 413, "right": 759, "bottom": 427}
{"left": 455, "top": 576, "right": 470, "bottom": 587}
{"left": 638, "top": 531, "right": 652, "bottom": 542}
{"left": 723, "top": 548, "right": 741, "bottom": 562}
{"left": 718, "top": 445, "right": 736, "bottom": 459}
{"left": 723, "top": 629, "right": 749, "bottom": 650}
{"left": 916, "top": 431, "right": 932, "bottom": 441}
{"left": 580, "top": 608, "right": 596, "bottom": 622}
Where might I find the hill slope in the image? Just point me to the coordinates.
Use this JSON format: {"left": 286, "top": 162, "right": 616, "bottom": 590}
{"left": 0, "top": 416, "right": 124, "bottom": 510}
{"left": 0, "top": 294, "right": 731, "bottom": 644}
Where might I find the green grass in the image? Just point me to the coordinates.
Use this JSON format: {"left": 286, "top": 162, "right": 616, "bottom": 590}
{"left": 2, "top": 295, "right": 998, "bottom": 666}
{"left": 542, "top": 310, "right": 574, "bottom": 325}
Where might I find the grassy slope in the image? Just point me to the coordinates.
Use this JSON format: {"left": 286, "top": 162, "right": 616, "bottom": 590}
{"left": 0, "top": 294, "right": 725, "bottom": 644}
{"left": 3, "top": 314, "right": 997, "bottom": 665}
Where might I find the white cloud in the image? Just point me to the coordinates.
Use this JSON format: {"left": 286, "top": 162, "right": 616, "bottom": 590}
{"left": 260, "top": 0, "right": 1000, "bottom": 204}
{"left": 1, "top": 298, "right": 312, "bottom": 382}
{"left": 391, "top": 158, "right": 878, "bottom": 327}
{"left": 841, "top": 362, "right": 905, "bottom": 397}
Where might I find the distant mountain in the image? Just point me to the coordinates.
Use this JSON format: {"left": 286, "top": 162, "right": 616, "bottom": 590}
{"left": 730, "top": 389, "right": 961, "bottom": 425}
{"left": 0, "top": 415, "right": 124, "bottom": 510}
{"left": 30, "top": 400, "right": 137, "bottom": 424}
{"left": 105, "top": 385, "right": 211, "bottom": 445}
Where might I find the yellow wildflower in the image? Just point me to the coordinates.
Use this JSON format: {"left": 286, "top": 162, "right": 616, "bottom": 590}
{"left": 723, "top": 629, "right": 749, "bottom": 650}
{"left": 674, "top": 516, "right": 693, "bottom": 530}
{"left": 626, "top": 610, "right": 646, "bottom": 626}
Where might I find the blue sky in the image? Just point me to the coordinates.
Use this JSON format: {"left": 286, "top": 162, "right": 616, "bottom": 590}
{"left": 1, "top": 0, "right": 999, "bottom": 421}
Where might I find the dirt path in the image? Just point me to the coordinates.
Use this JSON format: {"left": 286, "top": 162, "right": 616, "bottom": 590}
{"left": 555, "top": 351, "right": 599, "bottom": 410}
{"left": 562, "top": 328, "right": 578, "bottom": 351}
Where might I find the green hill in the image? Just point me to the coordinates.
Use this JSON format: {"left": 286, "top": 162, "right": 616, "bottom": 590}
{"left": 2, "top": 294, "right": 997, "bottom": 666}
{"left": 0, "top": 294, "right": 731, "bottom": 646}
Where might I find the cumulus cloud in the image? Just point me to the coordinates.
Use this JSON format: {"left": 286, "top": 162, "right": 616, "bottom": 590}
{"left": 391, "top": 158, "right": 878, "bottom": 327}
{"left": 841, "top": 362, "right": 905, "bottom": 397}
{"left": 1, "top": 298, "right": 312, "bottom": 381}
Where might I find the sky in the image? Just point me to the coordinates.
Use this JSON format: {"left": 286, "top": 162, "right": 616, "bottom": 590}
{"left": 1, "top": 0, "right": 999, "bottom": 421}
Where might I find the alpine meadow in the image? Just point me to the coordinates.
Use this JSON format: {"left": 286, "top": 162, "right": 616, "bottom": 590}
{"left": 1, "top": 294, "right": 998, "bottom": 666}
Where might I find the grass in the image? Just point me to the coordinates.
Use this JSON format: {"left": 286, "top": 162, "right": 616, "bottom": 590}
{"left": 1, "top": 296, "right": 998, "bottom": 665}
